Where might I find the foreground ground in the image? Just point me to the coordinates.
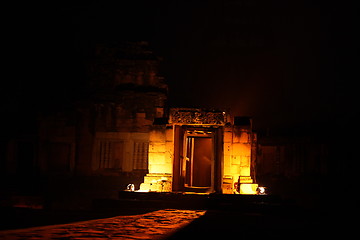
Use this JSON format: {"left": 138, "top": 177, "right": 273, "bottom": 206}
{"left": 0, "top": 209, "right": 205, "bottom": 240}
{"left": 0, "top": 194, "right": 355, "bottom": 239}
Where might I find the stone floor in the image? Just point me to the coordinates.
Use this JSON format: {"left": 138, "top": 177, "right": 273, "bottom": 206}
{"left": 0, "top": 209, "right": 206, "bottom": 240}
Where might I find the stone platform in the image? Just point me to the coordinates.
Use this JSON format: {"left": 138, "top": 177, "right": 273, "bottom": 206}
{"left": 96, "top": 191, "right": 281, "bottom": 211}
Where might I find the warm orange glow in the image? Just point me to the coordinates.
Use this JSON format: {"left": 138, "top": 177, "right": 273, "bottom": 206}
{"left": 0, "top": 210, "right": 206, "bottom": 239}
{"left": 139, "top": 127, "right": 174, "bottom": 192}
{"left": 140, "top": 109, "right": 257, "bottom": 194}
{"left": 224, "top": 132, "right": 254, "bottom": 194}
{"left": 140, "top": 173, "right": 172, "bottom": 192}
{"left": 239, "top": 183, "right": 258, "bottom": 195}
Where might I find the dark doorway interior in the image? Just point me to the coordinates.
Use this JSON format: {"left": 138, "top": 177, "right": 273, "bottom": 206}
{"left": 173, "top": 126, "right": 223, "bottom": 193}
{"left": 184, "top": 137, "right": 213, "bottom": 189}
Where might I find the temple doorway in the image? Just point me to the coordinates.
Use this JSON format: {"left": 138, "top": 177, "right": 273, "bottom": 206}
{"left": 173, "top": 126, "right": 223, "bottom": 193}
{"left": 184, "top": 137, "right": 213, "bottom": 189}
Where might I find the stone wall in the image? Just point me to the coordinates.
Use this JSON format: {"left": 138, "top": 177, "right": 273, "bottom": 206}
{"left": 140, "top": 109, "right": 258, "bottom": 194}
{"left": 223, "top": 125, "right": 257, "bottom": 194}
{"left": 140, "top": 126, "right": 173, "bottom": 192}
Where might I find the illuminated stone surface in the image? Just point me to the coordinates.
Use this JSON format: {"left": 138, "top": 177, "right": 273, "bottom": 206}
{"left": 0, "top": 209, "right": 206, "bottom": 240}
{"left": 141, "top": 108, "right": 257, "bottom": 194}
{"left": 169, "top": 108, "right": 226, "bottom": 125}
{"left": 239, "top": 183, "right": 258, "bottom": 194}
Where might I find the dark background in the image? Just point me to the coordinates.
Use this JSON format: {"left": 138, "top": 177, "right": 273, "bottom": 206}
{"left": 4, "top": 0, "right": 358, "bottom": 131}
{"left": 0, "top": 2, "right": 359, "bottom": 228}
{"left": 1, "top": 2, "right": 359, "bottom": 233}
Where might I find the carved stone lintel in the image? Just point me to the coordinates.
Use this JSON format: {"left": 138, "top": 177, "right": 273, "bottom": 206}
{"left": 169, "top": 108, "right": 225, "bottom": 125}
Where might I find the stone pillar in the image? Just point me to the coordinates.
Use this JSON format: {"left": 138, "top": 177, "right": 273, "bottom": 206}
{"left": 222, "top": 126, "right": 233, "bottom": 194}
{"left": 233, "top": 126, "right": 258, "bottom": 194}
{"left": 223, "top": 124, "right": 257, "bottom": 194}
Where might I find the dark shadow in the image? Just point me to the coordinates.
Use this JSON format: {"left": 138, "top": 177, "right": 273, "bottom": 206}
{"left": 0, "top": 205, "right": 158, "bottom": 231}
{"left": 166, "top": 204, "right": 336, "bottom": 239}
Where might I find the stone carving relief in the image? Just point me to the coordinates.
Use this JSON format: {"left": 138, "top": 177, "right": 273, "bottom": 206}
{"left": 169, "top": 109, "right": 225, "bottom": 125}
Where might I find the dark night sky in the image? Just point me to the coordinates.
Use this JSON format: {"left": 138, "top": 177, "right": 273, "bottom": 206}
{"left": 4, "top": 0, "right": 359, "bottom": 131}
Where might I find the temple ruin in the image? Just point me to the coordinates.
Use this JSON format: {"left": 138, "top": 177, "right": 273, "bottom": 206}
{"left": 4, "top": 42, "right": 258, "bottom": 200}
{"left": 139, "top": 108, "right": 258, "bottom": 194}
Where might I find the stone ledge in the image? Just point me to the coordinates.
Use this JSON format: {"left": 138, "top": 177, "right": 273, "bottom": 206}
{"left": 140, "top": 173, "right": 172, "bottom": 192}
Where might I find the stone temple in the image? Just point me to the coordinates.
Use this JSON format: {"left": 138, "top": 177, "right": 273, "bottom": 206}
{"left": 140, "top": 108, "right": 258, "bottom": 194}
{"left": 4, "top": 42, "right": 258, "bottom": 202}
